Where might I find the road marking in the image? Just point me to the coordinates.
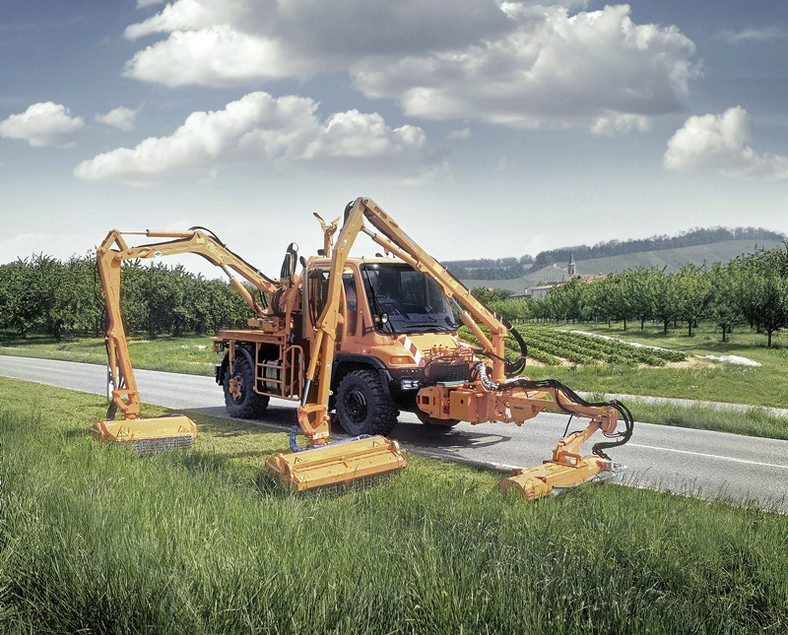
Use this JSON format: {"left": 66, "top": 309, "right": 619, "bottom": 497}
{"left": 629, "top": 443, "right": 788, "bottom": 470}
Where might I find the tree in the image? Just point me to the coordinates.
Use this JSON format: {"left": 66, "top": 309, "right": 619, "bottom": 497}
{"left": 620, "top": 268, "right": 656, "bottom": 330}
{"left": 675, "top": 264, "right": 713, "bottom": 337}
{"left": 651, "top": 269, "right": 681, "bottom": 335}
{"left": 752, "top": 272, "right": 788, "bottom": 347}
{"left": 707, "top": 261, "right": 742, "bottom": 342}
{"left": 592, "top": 274, "right": 632, "bottom": 329}
{"left": 49, "top": 254, "right": 104, "bottom": 340}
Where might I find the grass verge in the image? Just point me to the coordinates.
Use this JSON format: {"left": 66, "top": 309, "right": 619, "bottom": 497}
{"left": 615, "top": 398, "right": 788, "bottom": 441}
{"left": 0, "top": 333, "right": 216, "bottom": 376}
{"left": 1, "top": 377, "right": 787, "bottom": 633}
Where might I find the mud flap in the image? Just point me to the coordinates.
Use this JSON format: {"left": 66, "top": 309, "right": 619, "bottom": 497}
{"left": 497, "top": 456, "right": 624, "bottom": 500}
{"left": 91, "top": 415, "right": 197, "bottom": 455}
{"left": 265, "top": 435, "right": 407, "bottom": 492}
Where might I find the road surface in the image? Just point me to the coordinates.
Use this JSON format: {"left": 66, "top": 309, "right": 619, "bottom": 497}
{"left": 2, "top": 354, "right": 786, "bottom": 513}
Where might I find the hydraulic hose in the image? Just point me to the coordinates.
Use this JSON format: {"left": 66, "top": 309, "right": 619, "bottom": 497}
{"left": 474, "top": 363, "right": 634, "bottom": 459}
{"left": 288, "top": 424, "right": 372, "bottom": 453}
{"left": 504, "top": 325, "right": 528, "bottom": 375}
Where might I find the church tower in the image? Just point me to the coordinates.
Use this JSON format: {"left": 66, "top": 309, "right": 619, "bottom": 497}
{"left": 567, "top": 252, "right": 576, "bottom": 277}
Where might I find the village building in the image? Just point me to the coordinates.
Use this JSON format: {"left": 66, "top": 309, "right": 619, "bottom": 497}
{"left": 515, "top": 252, "right": 606, "bottom": 299}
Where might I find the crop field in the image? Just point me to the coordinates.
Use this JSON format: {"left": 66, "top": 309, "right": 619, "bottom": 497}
{"left": 1, "top": 376, "right": 787, "bottom": 633}
{"left": 458, "top": 324, "right": 687, "bottom": 367}
{"left": 524, "top": 324, "right": 788, "bottom": 414}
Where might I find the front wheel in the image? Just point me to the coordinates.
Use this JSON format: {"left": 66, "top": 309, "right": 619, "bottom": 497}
{"left": 336, "top": 369, "right": 398, "bottom": 436}
{"left": 223, "top": 354, "right": 269, "bottom": 419}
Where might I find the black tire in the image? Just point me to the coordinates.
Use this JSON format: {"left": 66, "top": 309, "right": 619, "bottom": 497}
{"left": 336, "top": 369, "right": 398, "bottom": 436}
{"left": 415, "top": 410, "right": 460, "bottom": 429}
{"left": 223, "top": 354, "right": 269, "bottom": 419}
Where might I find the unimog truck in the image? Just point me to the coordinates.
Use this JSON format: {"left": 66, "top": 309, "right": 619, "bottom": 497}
{"left": 93, "top": 196, "right": 633, "bottom": 497}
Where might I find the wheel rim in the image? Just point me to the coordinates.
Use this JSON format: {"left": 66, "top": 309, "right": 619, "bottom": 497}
{"left": 228, "top": 375, "right": 244, "bottom": 401}
{"left": 345, "top": 388, "right": 368, "bottom": 423}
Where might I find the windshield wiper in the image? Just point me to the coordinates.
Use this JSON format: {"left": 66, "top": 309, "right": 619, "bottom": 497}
{"left": 362, "top": 267, "right": 397, "bottom": 335}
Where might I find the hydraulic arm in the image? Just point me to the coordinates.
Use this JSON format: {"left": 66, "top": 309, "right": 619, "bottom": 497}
{"left": 274, "top": 197, "right": 633, "bottom": 498}
{"left": 92, "top": 198, "right": 633, "bottom": 499}
{"left": 92, "top": 227, "right": 286, "bottom": 452}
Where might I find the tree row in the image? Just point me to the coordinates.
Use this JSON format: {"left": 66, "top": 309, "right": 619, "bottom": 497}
{"left": 0, "top": 254, "right": 251, "bottom": 341}
{"left": 475, "top": 243, "right": 788, "bottom": 347}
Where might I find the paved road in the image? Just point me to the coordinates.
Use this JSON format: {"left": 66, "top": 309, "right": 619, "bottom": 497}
{"left": 2, "top": 355, "right": 787, "bottom": 513}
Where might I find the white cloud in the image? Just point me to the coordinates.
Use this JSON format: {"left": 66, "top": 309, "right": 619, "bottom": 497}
{"left": 356, "top": 4, "right": 697, "bottom": 130}
{"left": 447, "top": 128, "right": 471, "bottom": 141}
{"left": 124, "top": 25, "right": 309, "bottom": 87}
{"left": 591, "top": 113, "right": 650, "bottom": 136}
{"left": 299, "top": 110, "right": 424, "bottom": 160}
{"left": 664, "top": 106, "right": 788, "bottom": 181}
{"left": 0, "top": 102, "right": 84, "bottom": 147}
{"left": 95, "top": 106, "right": 139, "bottom": 131}
{"left": 121, "top": 1, "right": 697, "bottom": 131}
{"left": 74, "top": 91, "right": 437, "bottom": 185}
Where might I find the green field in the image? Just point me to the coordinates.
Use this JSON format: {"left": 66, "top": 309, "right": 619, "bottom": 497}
{"left": 1, "top": 377, "right": 786, "bottom": 633}
{"left": 456, "top": 321, "right": 788, "bottom": 439}
{"left": 529, "top": 323, "right": 788, "bottom": 407}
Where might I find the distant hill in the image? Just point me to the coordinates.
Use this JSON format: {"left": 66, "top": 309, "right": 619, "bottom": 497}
{"left": 446, "top": 227, "right": 786, "bottom": 293}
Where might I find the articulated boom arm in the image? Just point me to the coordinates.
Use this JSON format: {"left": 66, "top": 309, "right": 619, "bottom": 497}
{"left": 299, "top": 197, "right": 633, "bottom": 498}
{"left": 96, "top": 228, "right": 286, "bottom": 422}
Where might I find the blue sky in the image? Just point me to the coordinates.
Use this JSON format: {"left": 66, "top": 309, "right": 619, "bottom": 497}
{"left": 2, "top": 0, "right": 787, "bottom": 277}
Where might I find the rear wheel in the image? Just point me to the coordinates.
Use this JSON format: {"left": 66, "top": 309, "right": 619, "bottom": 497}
{"left": 223, "top": 354, "right": 269, "bottom": 419}
{"left": 336, "top": 369, "right": 398, "bottom": 436}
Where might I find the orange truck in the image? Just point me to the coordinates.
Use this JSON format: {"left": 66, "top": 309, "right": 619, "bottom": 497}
{"left": 93, "top": 196, "right": 633, "bottom": 498}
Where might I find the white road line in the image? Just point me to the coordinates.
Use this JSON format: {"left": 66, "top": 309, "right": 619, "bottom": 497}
{"left": 629, "top": 443, "right": 788, "bottom": 470}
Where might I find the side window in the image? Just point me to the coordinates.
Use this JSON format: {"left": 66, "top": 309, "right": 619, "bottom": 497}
{"left": 307, "top": 269, "right": 329, "bottom": 326}
{"left": 343, "top": 272, "right": 358, "bottom": 336}
{"left": 343, "top": 273, "right": 357, "bottom": 312}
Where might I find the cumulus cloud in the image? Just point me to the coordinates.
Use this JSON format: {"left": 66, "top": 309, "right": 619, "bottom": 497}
{"left": 664, "top": 106, "right": 788, "bottom": 181}
{"left": 356, "top": 4, "right": 697, "bottom": 129}
{"left": 95, "top": 106, "right": 139, "bottom": 131}
{"left": 121, "top": 0, "right": 697, "bottom": 131}
{"left": 124, "top": 0, "right": 509, "bottom": 60}
{"left": 0, "top": 102, "right": 84, "bottom": 147}
{"left": 74, "top": 91, "right": 438, "bottom": 185}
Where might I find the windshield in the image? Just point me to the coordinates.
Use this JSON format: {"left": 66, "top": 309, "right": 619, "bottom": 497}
{"left": 361, "top": 263, "right": 457, "bottom": 334}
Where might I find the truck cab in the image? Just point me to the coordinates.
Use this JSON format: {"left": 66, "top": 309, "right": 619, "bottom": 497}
{"left": 303, "top": 257, "right": 467, "bottom": 435}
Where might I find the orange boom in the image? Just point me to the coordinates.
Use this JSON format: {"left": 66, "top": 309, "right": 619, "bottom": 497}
{"left": 94, "top": 197, "right": 632, "bottom": 496}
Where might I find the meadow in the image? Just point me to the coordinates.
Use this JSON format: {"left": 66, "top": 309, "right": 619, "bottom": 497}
{"left": 1, "top": 377, "right": 786, "bottom": 633}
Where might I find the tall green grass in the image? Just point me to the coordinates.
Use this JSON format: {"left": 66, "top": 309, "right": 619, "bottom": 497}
{"left": 1, "top": 377, "right": 786, "bottom": 633}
